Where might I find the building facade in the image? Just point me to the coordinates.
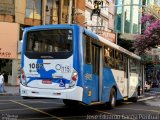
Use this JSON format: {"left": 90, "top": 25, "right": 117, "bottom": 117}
{"left": 114, "top": 0, "right": 142, "bottom": 35}
{"left": 114, "top": 0, "right": 160, "bottom": 89}
{"left": 85, "top": 0, "right": 116, "bottom": 43}
{"left": 0, "top": 0, "right": 116, "bottom": 85}
{"left": 114, "top": 0, "right": 160, "bottom": 39}
{"left": 0, "top": 0, "right": 82, "bottom": 85}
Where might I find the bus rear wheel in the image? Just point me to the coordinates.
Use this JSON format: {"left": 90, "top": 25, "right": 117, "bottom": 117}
{"left": 131, "top": 89, "right": 138, "bottom": 102}
{"left": 107, "top": 88, "right": 116, "bottom": 109}
{"left": 63, "top": 99, "right": 78, "bottom": 107}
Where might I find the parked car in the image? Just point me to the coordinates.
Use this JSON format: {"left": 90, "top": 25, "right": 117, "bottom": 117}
{"left": 152, "top": 80, "right": 160, "bottom": 88}
{"left": 144, "top": 81, "right": 151, "bottom": 91}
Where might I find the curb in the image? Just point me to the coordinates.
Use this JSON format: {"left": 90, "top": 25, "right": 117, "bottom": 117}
{"left": 0, "top": 93, "right": 20, "bottom": 96}
{"left": 138, "top": 96, "right": 156, "bottom": 102}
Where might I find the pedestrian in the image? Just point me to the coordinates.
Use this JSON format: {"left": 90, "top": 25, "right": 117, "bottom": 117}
{"left": 0, "top": 72, "right": 4, "bottom": 93}
{"left": 3, "top": 71, "right": 8, "bottom": 83}
{"left": 0, "top": 72, "right": 5, "bottom": 93}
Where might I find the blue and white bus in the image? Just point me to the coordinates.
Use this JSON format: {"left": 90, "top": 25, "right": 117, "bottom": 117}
{"left": 20, "top": 24, "right": 143, "bottom": 108}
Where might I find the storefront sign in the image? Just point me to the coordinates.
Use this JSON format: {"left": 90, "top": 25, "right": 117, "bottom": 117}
{"left": 0, "top": 48, "right": 12, "bottom": 58}
{"left": 101, "top": 31, "right": 116, "bottom": 43}
{"left": 0, "top": 22, "right": 19, "bottom": 59}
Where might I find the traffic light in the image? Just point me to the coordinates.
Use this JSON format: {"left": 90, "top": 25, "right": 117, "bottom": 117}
{"left": 90, "top": 0, "right": 103, "bottom": 20}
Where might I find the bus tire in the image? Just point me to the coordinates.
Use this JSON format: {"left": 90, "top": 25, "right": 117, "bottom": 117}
{"left": 138, "top": 86, "right": 141, "bottom": 96}
{"left": 107, "top": 88, "right": 116, "bottom": 109}
{"left": 22, "top": 96, "right": 29, "bottom": 99}
{"left": 63, "top": 99, "right": 78, "bottom": 107}
{"left": 131, "top": 89, "right": 138, "bottom": 102}
{"left": 132, "top": 97, "right": 138, "bottom": 102}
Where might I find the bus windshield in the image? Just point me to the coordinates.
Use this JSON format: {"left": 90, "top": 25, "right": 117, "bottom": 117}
{"left": 26, "top": 29, "right": 73, "bottom": 53}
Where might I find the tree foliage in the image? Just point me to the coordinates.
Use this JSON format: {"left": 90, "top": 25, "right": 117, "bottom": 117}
{"left": 117, "top": 38, "right": 135, "bottom": 52}
{"left": 133, "top": 13, "right": 160, "bottom": 55}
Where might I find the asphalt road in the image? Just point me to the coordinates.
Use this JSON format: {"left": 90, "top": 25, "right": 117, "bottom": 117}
{"left": 0, "top": 96, "right": 160, "bottom": 120}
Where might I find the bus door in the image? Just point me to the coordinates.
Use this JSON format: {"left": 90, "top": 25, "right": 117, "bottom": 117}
{"left": 91, "top": 44, "right": 100, "bottom": 101}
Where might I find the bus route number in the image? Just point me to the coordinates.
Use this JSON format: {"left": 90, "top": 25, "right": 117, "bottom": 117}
{"left": 55, "top": 64, "right": 71, "bottom": 73}
{"left": 29, "top": 63, "right": 44, "bottom": 69}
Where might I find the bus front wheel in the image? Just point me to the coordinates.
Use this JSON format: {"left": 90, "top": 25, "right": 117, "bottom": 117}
{"left": 107, "top": 88, "right": 116, "bottom": 109}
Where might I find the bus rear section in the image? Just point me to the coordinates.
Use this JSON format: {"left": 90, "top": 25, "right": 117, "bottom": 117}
{"left": 20, "top": 25, "right": 83, "bottom": 102}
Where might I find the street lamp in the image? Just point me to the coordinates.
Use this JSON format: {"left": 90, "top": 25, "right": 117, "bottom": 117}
{"left": 90, "top": 0, "right": 103, "bottom": 20}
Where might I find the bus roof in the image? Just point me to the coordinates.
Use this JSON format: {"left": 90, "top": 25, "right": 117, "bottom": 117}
{"left": 24, "top": 24, "right": 141, "bottom": 60}
{"left": 83, "top": 27, "right": 141, "bottom": 60}
{"left": 24, "top": 24, "right": 79, "bottom": 31}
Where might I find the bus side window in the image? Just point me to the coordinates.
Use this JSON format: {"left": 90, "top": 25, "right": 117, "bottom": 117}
{"left": 85, "top": 35, "right": 91, "bottom": 64}
{"left": 119, "top": 53, "right": 124, "bottom": 70}
{"left": 115, "top": 50, "right": 119, "bottom": 69}
{"left": 104, "top": 46, "right": 114, "bottom": 68}
{"left": 104, "top": 47, "right": 109, "bottom": 67}
{"left": 123, "top": 55, "right": 128, "bottom": 78}
{"left": 130, "top": 58, "right": 138, "bottom": 73}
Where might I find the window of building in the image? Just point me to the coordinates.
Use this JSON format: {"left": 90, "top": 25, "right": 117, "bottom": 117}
{"left": 0, "top": 0, "right": 14, "bottom": 15}
{"left": 103, "top": 18, "right": 108, "bottom": 31}
{"left": 158, "top": 0, "right": 160, "bottom": 5}
{"left": 132, "top": 0, "right": 139, "bottom": 34}
{"left": 62, "top": 0, "right": 70, "bottom": 24}
{"left": 46, "top": 0, "right": 59, "bottom": 24}
{"left": 143, "top": 0, "right": 146, "bottom": 5}
{"left": 124, "top": 0, "right": 131, "bottom": 33}
{"left": 115, "top": 0, "right": 123, "bottom": 32}
{"left": 25, "top": 0, "right": 42, "bottom": 20}
{"left": 101, "top": 0, "right": 109, "bottom": 16}
{"left": 149, "top": 0, "right": 155, "bottom": 4}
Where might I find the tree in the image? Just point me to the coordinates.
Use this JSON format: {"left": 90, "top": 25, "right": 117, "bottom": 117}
{"left": 133, "top": 13, "right": 160, "bottom": 55}
{"left": 117, "top": 37, "right": 135, "bottom": 52}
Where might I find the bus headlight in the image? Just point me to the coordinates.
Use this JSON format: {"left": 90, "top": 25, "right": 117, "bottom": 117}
{"left": 69, "top": 69, "right": 78, "bottom": 88}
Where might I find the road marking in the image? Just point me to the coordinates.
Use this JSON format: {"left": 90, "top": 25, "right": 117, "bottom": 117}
{"left": 116, "top": 108, "right": 160, "bottom": 113}
{"left": 150, "top": 91, "right": 160, "bottom": 94}
{"left": 0, "top": 108, "right": 29, "bottom": 112}
{"left": 20, "top": 117, "right": 59, "bottom": 120}
{"left": 61, "top": 116, "right": 87, "bottom": 119}
{"left": 22, "top": 101, "right": 64, "bottom": 105}
{"left": 122, "top": 102, "right": 133, "bottom": 104}
{"left": 0, "top": 103, "right": 13, "bottom": 105}
{"left": 15, "top": 100, "right": 64, "bottom": 105}
{"left": 0, "top": 107, "right": 60, "bottom": 112}
{"left": 21, "top": 116, "right": 87, "bottom": 120}
{"left": 138, "top": 96, "right": 155, "bottom": 102}
{"left": 0, "top": 100, "right": 10, "bottom": 101}
{"left": 10, "top": 100, "right": 63, "bottom": 120}
{"left": 94, "top": 110, "right": 112, "bottom": 114}
{"left": 95, "top": 110, "right": 134, "bottom": 120}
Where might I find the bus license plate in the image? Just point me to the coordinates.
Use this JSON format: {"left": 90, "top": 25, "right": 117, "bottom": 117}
{"left": 42, "top": 80, "right": 52, "bottom": 84}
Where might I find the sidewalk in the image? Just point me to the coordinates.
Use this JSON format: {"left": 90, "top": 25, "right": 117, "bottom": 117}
{"left": 0, "top": 85, "right": 20, "bottom": 96}
{"left": 150, "top": 87, "right": 160, "bottom": 92}
{"left": 140, "top": 87, "right": 160, "bottom": 107}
